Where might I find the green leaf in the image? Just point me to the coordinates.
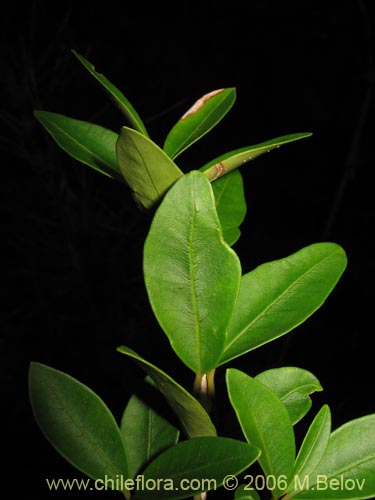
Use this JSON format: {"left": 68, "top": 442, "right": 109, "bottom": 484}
{"left": 290, "top": 414, "right": 375, "bottom": 499}
{"left": 117, "top": 346, "right": 217, "bottom": 438}
{"left": 163, "top": 88, "right": 236, "bottom": 159}
{"left": 255, "top": 367, "right": 323, "bottom": 425}
{"left": 226, "top": 368, "right": 295, "bottom": 499}
{"left": 116, "top": 126, "right": 183, "bottom": 209}
{"left": 220, "top": 242, "right": 347, "bottom": 365}
{"left": 121, "top": 386, "right": 179, "bottom": 479}
{"left": 210, "top": 170, "right": 247, "bottom": 246}
{"left": 34, "top": 110, "right": 121, "bottom": 179}
{"left": 134, "top": 437, "right": 260, "bottom": 499}
{"left": 143, "top": 171, "right": 242, "bottom": 373}
{"left": 291, "top": 405, "right": 331, "bottom": 484}
{"left": 29, "top": 362, "right": 128, "bottom": 487}
{"left": 202, "top": 132, "right": 312, "bottom": 182}
{"left": 72, "top": 50, "right": 149, "bottom": 136}
{"left": 235, "top": 485, "right": 261, "bottom": 500}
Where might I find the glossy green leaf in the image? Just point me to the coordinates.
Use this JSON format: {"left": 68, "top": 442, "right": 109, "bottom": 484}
{"left": 202, "top": 132, "right": 312, "bottom": 182}
{"left": 290, "top": 414, "right": 375, "bottom": 499}
{"left": 117, "top": 346, "right": 217, "bottom": 438}
{"left": 29, "top": 362, "right": 128, "bottom": 487}
{"left": 235, "top": 485, "right": 261, "bottom": 500}
{"left": 226, "top": 369, "right": 295, "bottom": 499}
{"left": 121, "top": 387, "right": 179, "bottom": 479}
{"left": 72, "top": 50, "right": 149, "bottom": 136}
{"left": 209, "top": 170, "right": 247, "bottom": 246}
{"left": 163, "top": 88, "right": 236, "bottom": 159}
{"left": 255, "top": 367, "right": 323, "bottom": 425}
{"left": 220, "top": 243, "right": 347, "bottom": 365}
{"left": 143, "top": 171, "right": 242, "bottom": 373}
{"left": 34, "top": 110, "right": 121, "bottom": 179}
{"left": 135, "top": 437, "right": 260, "bottom": 499}
{"left": 116, "top": 126, "right": 183, "bottom": 209}
{"left": 292, "top": 405, "right": 331, "bottom": 484}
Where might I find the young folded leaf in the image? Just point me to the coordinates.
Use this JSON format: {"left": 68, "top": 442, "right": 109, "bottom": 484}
{"left": 143, "top": 171, "right": 241, "bottom": 374}
{"left": 220, "top": 242, "right": 347, "bottom": 365}
{"left": 116, "top": 126, "right": 183, "bottom": 209}
{"left": 255, "top": 367, "right": 323, "bottom": 425}
{"left": 163, "top": 88, "right": 236, "bottom": 159}
{"left": 291, "top": 405, "right": 331, "bottom": 485}
{"left": 72, "top": 50, "right": 149, "bottom": 136}
{"left": 117, "top": 346, "right": 217, "bottom": 438}
{"left": 29, "top": 362, "right": 128, "bottom": 490}
{"left": 289, "top": 414, "right": 375, "bottom": 500}
{"left": 121, "top": 386, "right": 179, "bottom": 479}
{"left": 34, "top": 110, "right": 121, "bottom": 179}
{"left": 202, "top": 132, "right": 312, "bottom": 182}
{"left": 226, "top": 368, "right": 295, "bottom": 499}
{"left": 207, "top": 169, "right": 247, "bottom": 246}
{"left": 135, "top": 436, "right": 260, "bottom": 499}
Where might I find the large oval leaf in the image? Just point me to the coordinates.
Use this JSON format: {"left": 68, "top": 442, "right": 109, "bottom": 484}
{"left": 220, "top": 242, "right": 347, "bottom": 365}
{"left": 143, "top": 171, "right": 242, "bottom": 374}
{"left": 290, "top": 415, "right": 375, "bottom": 499}
{"left": 117, "top": 346, "right": 217, "bottom": 438}
{"left": 116, "top": 126, "right": 183, "bottom": 209}
{"left": 163, "top": 88, "right": 236, "bottom": 159}
{"left": 255, "top": 367, "right": 323, "bottom": 425}
{"left": 226, "top": 368, "right": 295, "bottom": 499}
{"left": 29, "top": 362, "right": 128, "bottom": 486}
{"left": 72, "top": 50, "right": 149, "bottom": 136}
{"left": 34, "top": 110, "right": 121, "bottom": 179}
{"left": 202, "top": 132, "right": 312, "bottom": 181}
{"left": 121, "top": 387, "right": 179, "bottom": 478}
{"left": 135, "top": 437, "right": 260, "bottom": 499}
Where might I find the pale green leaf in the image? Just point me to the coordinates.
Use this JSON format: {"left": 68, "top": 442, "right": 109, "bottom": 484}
{"left": 143, "top": 171, "right": 241, "bottom": 373}
{"left": 255, "top": 367, "right": 323, "bottom": 425}
{"left": 116, "top": 126, "right": 183, "bottom": 209}
{"left": 226, "top": 368, "right": 295, "bottom": 499}
{"left": 163, "top": 88, "right": 236, "bottom": 159}
{"left": 220, "top": 243, "right": 347, "bottom": 365}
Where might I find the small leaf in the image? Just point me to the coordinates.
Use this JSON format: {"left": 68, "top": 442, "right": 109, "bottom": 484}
{"left": 72, "top": 50, "right": 149, "bottom": 136}
{"left": 255, "top": 367, "right": 323, "bottom": 425}
{"left": 116, "top": 126, "right": 183, "bottom": 209}
{"left": 291, "top": 405, "right": 331, "bottom": 484}
{"left": 220, "top": 243, "right": 347, "bottom": 365}
{"left": 143, "top": 171, "right": 241, "bottom": 374}
{"left": 235, "top": 485, "right": 261, "bottom": 500}
{"left": 121, "top": 386, "right": 179, "bottom": 479}
{"left": 163, "top": 88, "right": 236, "bottom": 159}
{"left": 29, "top": 362, "right": 128, "bottom": 487}
{"left": 117, "top": 346, "right": 217, "bottom": 438}
{"left": 290, "top": 414, "right": 375, "bottom": 499}
{"left": 226, "top": 368, "right": 295, "bottom": 499}
{"left": 135, "top": 437, "right": 260, "bottom": 499}
{"left": 209, "top": 170, "right": 247, "bottom": 246}
{"left": 202, "top": 132, "right": 312, "bottom": 182}
{"left": 34, "top": 110, "right": 121, "bottom": 179}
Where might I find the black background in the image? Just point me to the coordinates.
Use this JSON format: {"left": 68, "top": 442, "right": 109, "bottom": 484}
{"left": 2, "top": 1, "right": 375, "bottom": 498}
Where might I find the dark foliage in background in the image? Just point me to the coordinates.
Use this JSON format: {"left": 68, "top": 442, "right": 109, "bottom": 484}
{"left": 1, "top": 1, "right": 374, "bottom": 497}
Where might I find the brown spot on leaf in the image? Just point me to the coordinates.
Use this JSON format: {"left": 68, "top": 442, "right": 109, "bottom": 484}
{"left": 180, "top": 89, "right": 225, "bottom": 120}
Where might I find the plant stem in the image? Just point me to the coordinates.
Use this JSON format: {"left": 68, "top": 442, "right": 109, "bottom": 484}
{"left": 193, "top": 493, "right": 207, "bottom": 500}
